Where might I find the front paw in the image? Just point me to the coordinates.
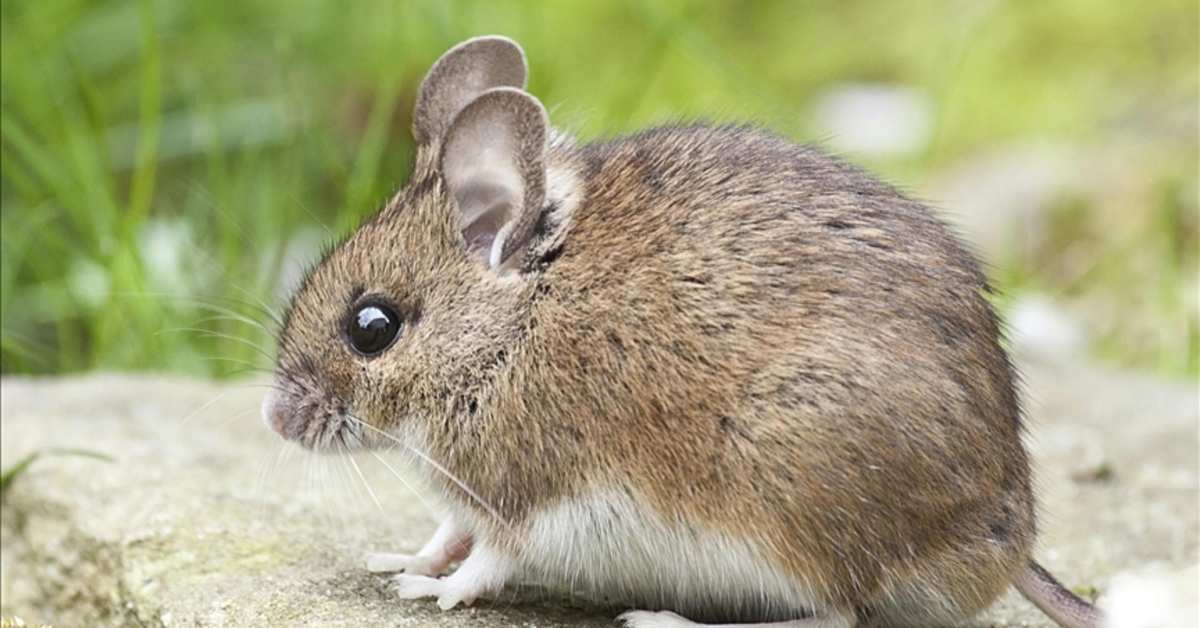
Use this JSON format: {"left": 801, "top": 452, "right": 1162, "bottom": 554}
{"left": 365, "top": 551, "right": 444, "bottom": 576}
{"left": 617, "top": 610, "right": 698, "bottom": 627}
{"left": 391, "top": 573, "right": 444, "bottom": 600}
{"left": 391, "top": 573, "right": 479, "bottom": 610}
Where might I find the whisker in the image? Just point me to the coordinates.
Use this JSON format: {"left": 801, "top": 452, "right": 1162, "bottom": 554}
{"left": 287, "top": 189, "right": 337, "bottom": 239}
{"left": 255, "top": 437, "right": 290, "bottom": 524}
{"left": 178, "top": 386, "right": 256, "bottom": 426}
{"left": 277, "top": 440, "right": 298, "bottom": 505}
{"left": 180, "top": 175, "right": 329, "bottom": 326}
{"left": 194, "top": 356, "right": 271, "bottom": 376}
{"left": 112, "top": 290, "right": 282, "bottom": 333}
{"left": 223, "top": 381, "right": 277, "bottom": 391}
{"left": 317, "top": 455, "right": 336, "bottom": 528}
{"left": 335, "top": 450, "right": 367, "bottom": 534}
{"left": 253, "top": 443, "right": 272, "bottom": 514}
{"left": 346, "top": 450, "right": 389, "bottom": 522}
{"left": 190, "top": 312, "right": 274, "bottom": 334}
{"left": 215, "top": 405, "right": 262, "bottom": 430}
{"left": 158, "top": 326, "right": 277, "bottom": 363}
{"left": 355, "top": 420, "right": 510, "bottom": 529}
{"left": 192, "top": 296, "right": 282, "bottom": 333}
{"left": 304, "top": 452, "right": 320, "bottom": 523}
{"left": 175, "top": 234, "right": 287, "bottom": 329}
{"left": 369, "top": 450, "right": 439, "bottom": 518}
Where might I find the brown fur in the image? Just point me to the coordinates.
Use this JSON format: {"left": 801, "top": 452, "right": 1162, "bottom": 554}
{"left": 265, "top": 36, "right": 1101, "bottom": 628}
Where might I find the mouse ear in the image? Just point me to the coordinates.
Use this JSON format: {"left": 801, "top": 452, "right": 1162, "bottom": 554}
{"left": 413, "top": 36, "right": 527, "bottom": 145}
{"left": 440, "top": 86, "right": 547, "bottom": 272}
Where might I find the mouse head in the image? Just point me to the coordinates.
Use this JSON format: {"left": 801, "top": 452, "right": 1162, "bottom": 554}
{"left": 263, "top": 36, "right": 567, "bottom": 452}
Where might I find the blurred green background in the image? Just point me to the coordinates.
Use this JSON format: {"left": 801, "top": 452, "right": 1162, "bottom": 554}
{"left": 2, "top": 0, "right": 1196, "bottom": 379}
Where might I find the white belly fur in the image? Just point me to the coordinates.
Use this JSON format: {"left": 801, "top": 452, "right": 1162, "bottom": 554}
{"left": 518, "top": 491, "right": 819, "bottom": 621}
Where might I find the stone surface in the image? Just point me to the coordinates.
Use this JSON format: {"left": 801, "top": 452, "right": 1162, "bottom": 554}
{"left": 1, "top": 361, "right": 1196, "bottom": 627}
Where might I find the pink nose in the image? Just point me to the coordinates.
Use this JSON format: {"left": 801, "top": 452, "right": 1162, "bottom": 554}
{"left": 262, "top": 388, "right": 287, "bottom": 436}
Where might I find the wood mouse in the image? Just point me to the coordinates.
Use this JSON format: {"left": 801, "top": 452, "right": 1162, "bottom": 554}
{"left": 263, "top": 36, "right": 1105, "bottom": 628}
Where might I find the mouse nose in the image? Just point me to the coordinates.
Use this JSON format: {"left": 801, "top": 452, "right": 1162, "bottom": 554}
{"left": 262, "top": 387, "right": 288, "bottom": 437}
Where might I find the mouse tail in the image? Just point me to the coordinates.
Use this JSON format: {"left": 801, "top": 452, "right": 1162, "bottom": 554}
{"left": 1015, "top": 560, "right": 1105, "bottom": 628}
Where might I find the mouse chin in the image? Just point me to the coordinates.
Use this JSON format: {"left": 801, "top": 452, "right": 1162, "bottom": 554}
{"left": 261, "top": 386, "right": 376, "bottom": 452}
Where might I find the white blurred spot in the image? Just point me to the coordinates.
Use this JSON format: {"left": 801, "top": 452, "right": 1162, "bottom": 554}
{"left": 69, "top": 257, "right": 112, "bottom": 309}
{"left": 274, "top": 226, "right": 329, "bottom": 302}
{"left": 1104, "top": 564, "right": 1199, "bottom": 628}
{"left": 813, "top": 84, "right": 936, "bottom": 156}
{"left": 1008, "top": 294, "right": 1086, "bottom": 361}
{"left": 140, "top": 218, "right": 193, "bottom": 292}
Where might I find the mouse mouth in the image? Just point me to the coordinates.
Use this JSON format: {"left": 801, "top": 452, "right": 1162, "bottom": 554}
{"left": 262, "top": 385, "right": 370, "bottom": 452}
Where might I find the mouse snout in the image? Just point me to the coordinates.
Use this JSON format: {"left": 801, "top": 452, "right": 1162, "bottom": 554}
{"left": 260, "top": 385, "right": 365, "bottom": 451}
{"left": 261, "top": 387, "right": 290, "bottom": 438}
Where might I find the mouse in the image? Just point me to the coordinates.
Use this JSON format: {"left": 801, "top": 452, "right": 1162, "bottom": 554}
{"left": 262, "top": 35, "right": 1105, "bottom": 628}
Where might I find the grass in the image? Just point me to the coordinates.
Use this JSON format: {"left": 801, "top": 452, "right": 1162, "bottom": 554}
{"left": 1, "top": 0, "right": 1196, "bottom": 378}
{"left": 0, "top": 447, "right": 113, "bottom": 494}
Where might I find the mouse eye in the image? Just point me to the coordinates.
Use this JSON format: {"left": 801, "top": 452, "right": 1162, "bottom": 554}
{"left": 347, "top": 303, "right": 402, "bottom": 356}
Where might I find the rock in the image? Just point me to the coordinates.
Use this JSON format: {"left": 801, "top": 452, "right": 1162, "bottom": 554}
{"left": 1, "top": 364, "right": 1196, "bottom": 627}
{"left": 0, "top": 376, "right": 611, "bottom": 627}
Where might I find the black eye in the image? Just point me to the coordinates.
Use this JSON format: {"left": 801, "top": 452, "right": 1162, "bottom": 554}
{"left": 347, "top": 303, "right": 402, "bottom": 356}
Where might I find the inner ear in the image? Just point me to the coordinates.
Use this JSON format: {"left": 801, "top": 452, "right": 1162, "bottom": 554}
{"left": 441, "top": 87, "right": 548, "bottom": 272}
{"left": 458, "top": 182, "right": 516, "bottom": 264}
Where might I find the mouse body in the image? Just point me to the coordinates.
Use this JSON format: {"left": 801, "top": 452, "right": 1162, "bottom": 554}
{"left": 264, "top": 36, "right": 1103, "bottom": 628}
